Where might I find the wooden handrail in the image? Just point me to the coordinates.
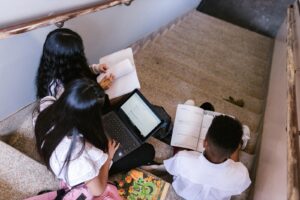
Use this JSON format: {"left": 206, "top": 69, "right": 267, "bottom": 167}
{"left": 287, "top": 5, "right": 300, "bottom": 200}
{"left": 0, "top": 0, "right": 134, "bottom": 40}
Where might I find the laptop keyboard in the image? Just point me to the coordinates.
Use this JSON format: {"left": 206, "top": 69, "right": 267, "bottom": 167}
{"left": 103, "top": 112, "right": 140, "bottom": 156}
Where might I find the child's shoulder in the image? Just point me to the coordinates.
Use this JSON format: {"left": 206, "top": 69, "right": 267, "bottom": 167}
{"left": 172, "top": 150, "right": 202, "bottom": 165}
{"left": 228, "top": 160, "right": 250, "bottom": 178}
{"left": 176, "top": 150, "right": 201, "bottom": 159}
{"left": 164, "top": 150, "right": 202, "bottom": 177}
{"left": 164, "top": 150, "right": 201, "bottom": 167}
{"left": 227, "top": 159, "right": 249, "bottom": 171}
{"left": 224, "top": 160, "right": 251, "bottom": 187}
{"left": 224, "top": 161, "right": 251, "bottom": 193}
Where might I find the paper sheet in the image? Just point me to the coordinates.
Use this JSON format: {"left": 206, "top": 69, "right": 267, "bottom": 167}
{"left": 98, "top": 48, "right": 140, "bottom": 99}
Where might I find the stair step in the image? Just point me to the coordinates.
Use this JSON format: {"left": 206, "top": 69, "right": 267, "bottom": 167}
{"left": 136, "top": 59, "right": 261, "bottom": 133}
{"left": 188, "top": 11, "right": 274, "bottom": 60}
{"left": 146, "top": 39, "right": 267, "bottom": 100}
{"left": 0, "top": 140, "right": 58, "bottom": 199}
{"left": 165, "top": 23, "right": 272, "bottom": 78}
{"left": 136, "top": 48, "right": 264, "bottom": 114}
{"left": 169, "top": 24, "right": 271, "bottom": 78}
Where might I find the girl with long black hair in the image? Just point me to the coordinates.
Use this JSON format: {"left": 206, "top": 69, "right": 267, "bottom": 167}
{"left": 35, "top": 79, "right": 155, "bottom": 198}
{"left": 36, "top": 28, "right": 113, "bottom": 99}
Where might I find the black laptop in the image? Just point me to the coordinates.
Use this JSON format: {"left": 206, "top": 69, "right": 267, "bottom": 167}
{"left": 102, "top": 89, "right": 163, "bottom": 162}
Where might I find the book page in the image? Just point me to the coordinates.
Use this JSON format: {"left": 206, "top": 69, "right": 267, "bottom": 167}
{"left": 100, "top": 48, "right": 135, "bottom": 66}
{"left": 171, "top": 104, "right": 204, "bottom": 150}
{"left": 98, "top": 48, "right": 141, "bottom": 99}
{"left": 97, "top": 59, "right": 134, "bottom": 81}
{"left": 196, "top": 111, "right": 221, "bottom": 152}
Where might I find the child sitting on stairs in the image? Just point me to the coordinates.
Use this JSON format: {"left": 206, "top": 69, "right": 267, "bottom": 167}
{"left": 144, "top": 100, "right": 251, "bottom": 200}
{"left": 164, "top": 114, "right": 251, "bottom": 200}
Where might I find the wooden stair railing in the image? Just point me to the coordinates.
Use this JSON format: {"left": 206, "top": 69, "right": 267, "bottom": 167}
{"left": 0, "top": 0, "right": 134, "bottom": 40}
{"left": 287, "top": 5, "right": 300, "bottom": 200}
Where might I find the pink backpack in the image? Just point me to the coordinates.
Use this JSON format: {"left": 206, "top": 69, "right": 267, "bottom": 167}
{"left": 24, "top": 183, "right": 122, "bottom": 200}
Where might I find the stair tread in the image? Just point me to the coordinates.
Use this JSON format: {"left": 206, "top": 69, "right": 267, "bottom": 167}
{"left": 136, "top": 48, "right": 265, "bottom": 114}
{"left": 153, "top": 34, "right": 270, "bottom": 87}
{"left": 168, "top": 23, "right": 272, "bottom": 74}
{"left": 138, "top": 41, "right": 268, "bottom": 100}
{"left": 190, "top": 10, "right": 273, "bottom": 47}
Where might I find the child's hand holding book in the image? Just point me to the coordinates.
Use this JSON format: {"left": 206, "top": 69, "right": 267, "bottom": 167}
{"left": 96, "top": 48, "right": 141, "bottom": 99}
{"left": 99, "top": 73, "right": 114, "bottom": 90}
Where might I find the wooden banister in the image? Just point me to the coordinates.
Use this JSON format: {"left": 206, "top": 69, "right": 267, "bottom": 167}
{"left": 0, "top": 0, "right": 134, "bottom": 40}
{"left": 287, "top": 5, "right": 300, "bottom": 200}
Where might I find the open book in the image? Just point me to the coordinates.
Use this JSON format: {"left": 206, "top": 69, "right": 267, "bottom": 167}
{"left": 171, "top": 104, "right": 250, "bottom": 152}
{"left": 97, "top": 48, "right": 140, "bottom": 99}
{"left": 114, "top": 168, "right": 170, "bottom": 200}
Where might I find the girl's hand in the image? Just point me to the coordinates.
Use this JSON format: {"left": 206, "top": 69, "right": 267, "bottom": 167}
{"left": 107, "top": 139, "right": 120, "bottom": 160}
{"left": 98, "top": 63, "right": 108, "bottom": 73}
{"left": 99, "top": 74, "right": 114, "bottom": 90}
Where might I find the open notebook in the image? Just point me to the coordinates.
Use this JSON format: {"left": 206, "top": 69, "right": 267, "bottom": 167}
{"left": 171, "top": 104, "right": 250, "bottom": 152}
{"left": 97, "top": 48, "right": 140, "bottom": 99}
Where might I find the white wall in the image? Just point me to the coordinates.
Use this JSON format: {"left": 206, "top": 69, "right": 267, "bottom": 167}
{"left": 253, "top": 20, "right": 287, "bottom": 200}
{"left": 0, "top": 0, "right": 103, "bottom": 27}
{"left": 0, "top": 0, "right": 200, "bottom": 120}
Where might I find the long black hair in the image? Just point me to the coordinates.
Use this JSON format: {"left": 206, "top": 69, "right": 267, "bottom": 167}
{"left": 36, "top": 28, "right": 96, "bottom": 98}
{"left": 35, "top": 79, "right": 108, "bottom": 172}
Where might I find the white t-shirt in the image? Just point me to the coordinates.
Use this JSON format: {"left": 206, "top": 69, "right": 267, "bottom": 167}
{"left": 33, "top": 96, "right": 108, "bottom": 187}
{"left": 49, "top": 136, "right": 108, "bottom": 187}
{"left": 164, "top": 151, "right": 251, "bottom": 200}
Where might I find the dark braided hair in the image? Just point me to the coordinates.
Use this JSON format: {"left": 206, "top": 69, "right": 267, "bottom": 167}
{"left": 36, "top": 28, "right": 96, "bottom": 98}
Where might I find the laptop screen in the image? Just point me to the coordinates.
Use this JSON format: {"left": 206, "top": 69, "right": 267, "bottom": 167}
{"left": 120, "top": 92, "right": 161, "bottom": 137}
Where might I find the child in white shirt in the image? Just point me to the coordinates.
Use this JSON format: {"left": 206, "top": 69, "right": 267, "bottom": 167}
{"left": 35, "top": 79, "right": 118, "bottom": 198}
{"left": 34, "top": 79, "right": 155, "bottom": 199}
{"left": 164, "top": 115, "right": 251, "bottom": 200}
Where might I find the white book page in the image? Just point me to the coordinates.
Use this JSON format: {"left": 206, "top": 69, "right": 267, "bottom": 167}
{"left": 97, "top": 59, "right": 134, "bottom": 81}
{"left": 100, "top": 48, "right": 135, "bottom": 66}
{"left": 171, "top": 104, "right": 204, "bottom": 150}
{"left": 98, "top": 48, "right": 140, "bottom": 99}
{"left": 196, "top": 111, "right": 221, "bottom": 152}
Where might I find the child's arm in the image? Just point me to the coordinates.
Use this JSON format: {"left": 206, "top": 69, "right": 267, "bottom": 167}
{"left": 85, "top": 140, "right": 119, "bottom": 196}
{"left": 141, "top": 164, "right": 167, "bottom": 172}
{"left": 90, "top": 63, "right": 115, "bottom": 90}
{"left": 90, "top": 63, "right": 108, "bottom": 74}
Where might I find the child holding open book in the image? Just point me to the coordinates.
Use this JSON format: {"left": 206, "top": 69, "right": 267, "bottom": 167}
{"left": 164, "top": 115, "right": 251, "bottom": 200}
{"left": 171, "top": 99, "right": 250, "bottom": 159}
{"left": 34, "top": 79, "right": 155, "bottom": 199}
